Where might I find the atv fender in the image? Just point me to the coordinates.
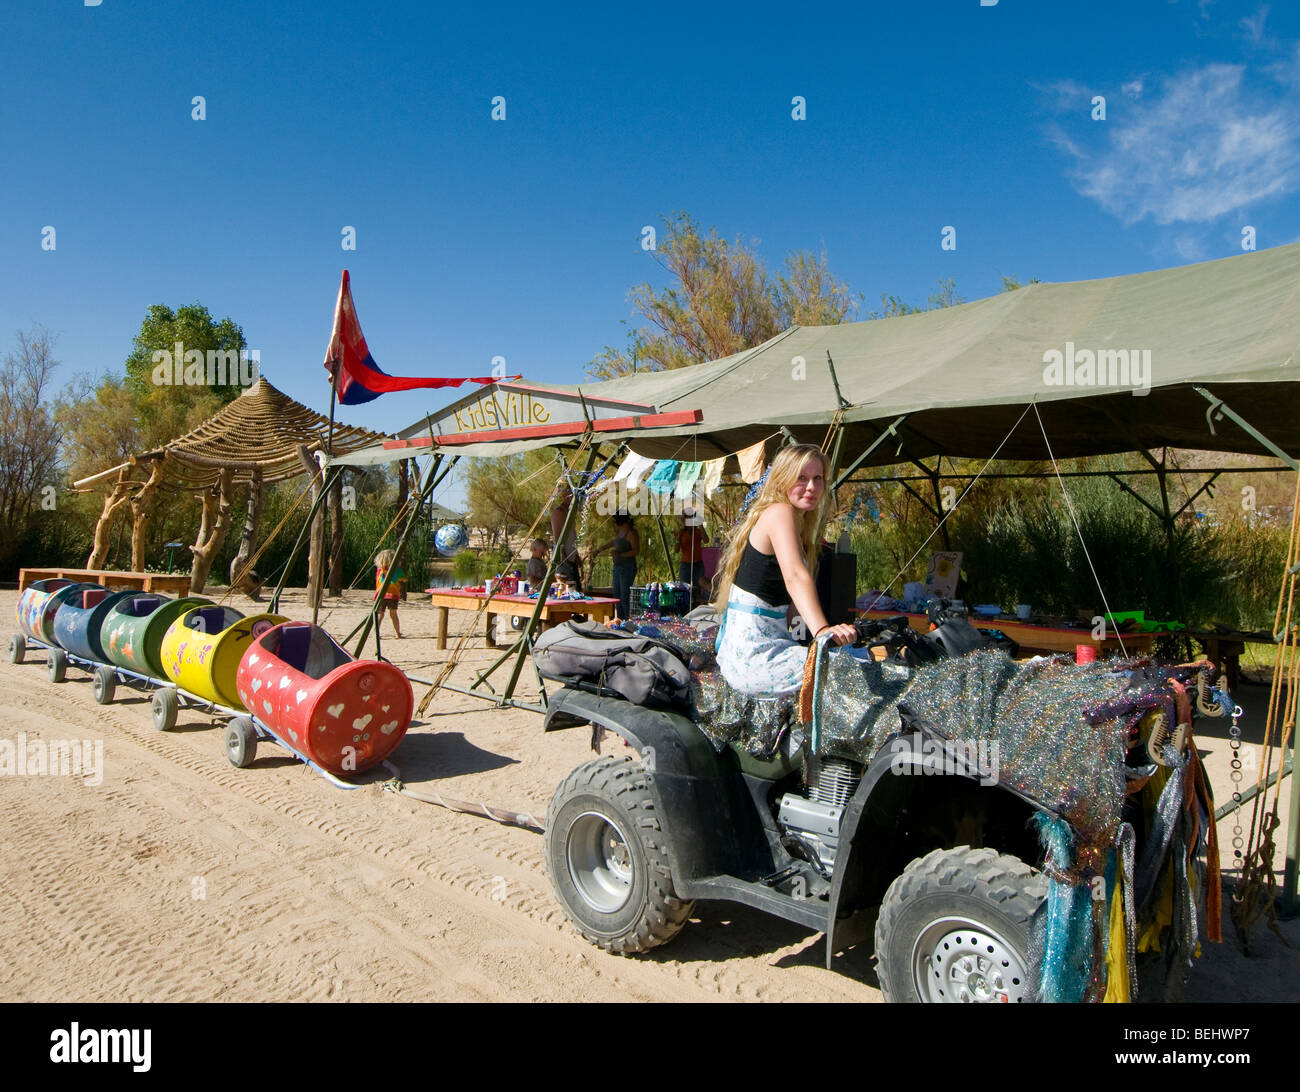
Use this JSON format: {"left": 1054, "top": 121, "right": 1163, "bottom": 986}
{"left": 824, "top": 732, "right": 1049, "bottom": 968}
{"left": 543, "top": 687, "right": 746, "bottom": 891}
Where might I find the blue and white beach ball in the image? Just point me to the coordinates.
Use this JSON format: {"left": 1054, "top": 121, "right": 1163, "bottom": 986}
{"left": 434, "top": 522, "right": 470, "bottom": 558}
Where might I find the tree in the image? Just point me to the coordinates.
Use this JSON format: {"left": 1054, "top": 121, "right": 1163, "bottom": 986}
{"left": 55, "top": 302, "right": 249, "bottom": 572}
{"left": 0, "top": 327, "right": 65, "bottom": 573}
{"left": 588, "top": 213, "right": 860, "bottom": 379}
{"left": 464, "top": 450, "right": 562, "bottom": 549}
{"left": 123, "top": 303, "right": 247, "bottom": 450}
{"left": 867, "top": 276, "right": 966, "bottom": 319}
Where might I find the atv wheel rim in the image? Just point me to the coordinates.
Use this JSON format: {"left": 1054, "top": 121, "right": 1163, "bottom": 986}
{"left": 567, "top": 811, "right": 633, "bottom": 914}
{"left": 913, "top": 917, "right": 1030, "bottom": 1003}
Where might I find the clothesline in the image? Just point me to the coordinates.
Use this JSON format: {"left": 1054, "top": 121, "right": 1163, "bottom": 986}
{"left": 596, "top": 435, "right": 776, "bottom": 504}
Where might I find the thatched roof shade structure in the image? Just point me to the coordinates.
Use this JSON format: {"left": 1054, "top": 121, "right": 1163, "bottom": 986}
{"left": 74, "top": 377, "right": 391, "bottom": 594}
{"left": 75, "top": 377, "right": 387, "bottom": 492}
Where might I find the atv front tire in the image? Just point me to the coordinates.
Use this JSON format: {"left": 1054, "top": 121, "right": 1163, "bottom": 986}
{"left": 545, "top": 755, "right": 694, "bottom": 954}
{"left": 875, "top": 846, "right": 1047, "bottom": 1003}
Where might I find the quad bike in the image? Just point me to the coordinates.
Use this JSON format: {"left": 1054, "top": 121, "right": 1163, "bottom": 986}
{"left": 539, "top": 609, "right": 1215, "bottom": 1003}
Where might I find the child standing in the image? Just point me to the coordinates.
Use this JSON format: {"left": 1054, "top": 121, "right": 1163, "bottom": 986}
{"left": 526, "top": 537, "right": 549, "bottom": 589}
{"left": 374, "top": 548, "right": 406, "bottom": 638}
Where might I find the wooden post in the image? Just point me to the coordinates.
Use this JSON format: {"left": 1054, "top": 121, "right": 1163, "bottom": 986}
{"left": 128, "top": 457, "right": 166, "bottom": 572}
{"left": 229, "top": 468, "right": 265, "bottom": 599}
{"left": 328, "top": 469, "right": 344, "bottom": 597}
{"left": 189, "top": 469, "right": 234, "bottom": 593}
{"left": 297, "top": 446, "right": 325, "bottom": 614}
{"left": 88, "top": 468, "right": 135, "bottom": 568}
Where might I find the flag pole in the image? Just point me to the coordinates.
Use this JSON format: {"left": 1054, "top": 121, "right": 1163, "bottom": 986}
{"left": 313, "top": 355, "right": 339, "bottom": 627}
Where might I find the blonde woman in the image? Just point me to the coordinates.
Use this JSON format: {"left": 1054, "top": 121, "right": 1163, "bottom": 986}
{"left": 713, "top": 444, "right": 856, "bottom": 695}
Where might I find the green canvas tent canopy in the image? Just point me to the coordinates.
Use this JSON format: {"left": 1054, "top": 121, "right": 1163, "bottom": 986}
{"left": 331, "top": 242, "right": 1300, "bottom": 468}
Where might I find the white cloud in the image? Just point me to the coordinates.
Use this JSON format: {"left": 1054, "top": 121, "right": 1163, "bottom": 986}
{"left": 1052, "top": 63, "right": 1300, "bottom": 225}
{"left": 1240, "top": 5, "right": 1270, "bottom": 46}
{"left": 1266, "top": 42, "right": 1300, "bottom": 88}
{"left": 1029, "top": 78, "right": 1093, "bottom": 113}
{"left": 1121, "top": 78, "right": 1145, "bottom": 99}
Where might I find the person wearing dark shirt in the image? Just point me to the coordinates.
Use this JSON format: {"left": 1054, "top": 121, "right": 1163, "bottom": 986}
{"left": 712, "top": 446, "right": 855, "bottom": 694}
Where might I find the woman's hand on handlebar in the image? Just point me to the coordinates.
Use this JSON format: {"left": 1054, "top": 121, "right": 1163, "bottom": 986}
{"left": 818, "top": 622, "right": 858, "bottom": 646}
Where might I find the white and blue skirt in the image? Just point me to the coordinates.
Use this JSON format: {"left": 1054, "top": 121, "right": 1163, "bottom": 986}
{"left": 715, "top": 586, "right": 806, "bottom": 696}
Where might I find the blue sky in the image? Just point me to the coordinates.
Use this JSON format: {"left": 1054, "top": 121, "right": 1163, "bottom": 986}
{"left": 4, "top": 0, "right": 1299, "bottom": 507}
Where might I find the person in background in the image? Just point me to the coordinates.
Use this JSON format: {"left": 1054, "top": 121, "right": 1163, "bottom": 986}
{"left": 374, "top": 548, "right": 406, "bottom": 638}
{"left": 553, "top": 561, "right": 579, "bottom": 598}
{"left": 526, "top": 537, "right": 549, "bottom": 589}
{"left": 591, "top": 513, "right": 639, "bottom": 620}
{"left": 549, "top": 482, "right": 584, "bottom": 593}
{"left": 678, "top": 508, "right": 709, "bottom": 603}
{"left": 711, "top": 444, "right": 856, "bottom": 695}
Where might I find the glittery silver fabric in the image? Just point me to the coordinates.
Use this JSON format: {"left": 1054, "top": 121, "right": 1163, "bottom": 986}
{"left": 889, "top": 651, "right": 1138, "bottom": 846}
{"left": 1117, "top": 822, "right": 1139, "bottom": 1002}
{"left": 691, "top": 670, "right": 801, "bottom": 756}
{"left": 809, "top": 647, "right": 915, "bottom": 761}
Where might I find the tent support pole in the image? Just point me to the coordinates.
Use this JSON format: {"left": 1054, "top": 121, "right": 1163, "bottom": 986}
{"left": 842, "top": 465, "right": 1291, "bottom": 484}
{"left": 824, "top": 419, "right": 846, "bottom": 507}
{"left": 1195, "top": 387, "right": 1300, "bottom": 471}
{"left": 1171, "top": 472, "right": 1221, "bottom": 520}
{"left": 832, "top": 415, "right": 909, "bottom": 490}
{"left": 1105, "top": 472, "right": 1165, "bottom": 521}
{"left": 354, "top": 453, "right": 447, "bottom": 658}
{"left": 917, "top": 458, "right": 951, "bottom": 551}
{"left": 465, "top": 442, "right": 624, "bottom": 702}
{"left": 339, "top": 450, "right": 456, "bottom": 648}
{"left": 270, "top": 465, "right": 340, "bottom": 615}
{"left": 655, "top": 514, "right": 674, "bottom": 582}
{"left": 897, "top": 479, "right": 941, "bottom": 522}
{"left": 497, "top": 442, "right": 602, "bottom": 704}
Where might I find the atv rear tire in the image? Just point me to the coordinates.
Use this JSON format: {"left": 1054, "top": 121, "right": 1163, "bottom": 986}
{"left": 545, "top": 755, "right": 694, "bottom": 955}
{"left": 875, "top": 846, "right": 1046, "bottom": 1003}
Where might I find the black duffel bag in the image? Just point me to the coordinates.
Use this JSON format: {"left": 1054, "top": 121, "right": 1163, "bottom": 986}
{"left": 532, "top": 620, "right": 692, "bottom": 707}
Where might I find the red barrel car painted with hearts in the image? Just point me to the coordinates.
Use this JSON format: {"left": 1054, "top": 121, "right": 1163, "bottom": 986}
{"left": 235, "top": 622, "right": 412, "bottom": 775}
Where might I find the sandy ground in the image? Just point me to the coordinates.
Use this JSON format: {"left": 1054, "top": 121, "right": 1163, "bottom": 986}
{"left": 0, "top": 586, "right": 1296, "bottom": 1003}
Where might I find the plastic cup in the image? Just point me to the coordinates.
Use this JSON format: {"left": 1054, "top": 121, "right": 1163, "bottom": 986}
{"left": 1076, "top": 644, "right": 1097, "bottom": 664}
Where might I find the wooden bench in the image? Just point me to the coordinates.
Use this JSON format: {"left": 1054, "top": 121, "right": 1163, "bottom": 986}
{"left": 18, "top": 567, "right": 194, "bottom": 596}
{"left": 427, "top": 589, "right": 620, "bottom": 649}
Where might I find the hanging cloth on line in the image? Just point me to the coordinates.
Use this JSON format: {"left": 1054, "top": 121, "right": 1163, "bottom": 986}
{"left": 700, "top": 457, "right": 725, "bottom": 497}
{"left": 645, "top": 460, "right": 680, "bottom": 495}
{"left": 737, "top": 440, "right": 767, "bottom": 484}
{"left": 675, "top": 461, "right": 703, "bottom": 499}
{"left": 611, "top": 451, "right": 655, "bottom": 488}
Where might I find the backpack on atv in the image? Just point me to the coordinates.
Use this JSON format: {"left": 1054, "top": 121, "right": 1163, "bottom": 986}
{"left": 532, "top": 620, "right": 692, "bottom": 708}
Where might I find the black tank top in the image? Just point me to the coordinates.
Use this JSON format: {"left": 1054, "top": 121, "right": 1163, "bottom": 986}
{"left": 733, "top": 541, "right": 790, "bottom": 606}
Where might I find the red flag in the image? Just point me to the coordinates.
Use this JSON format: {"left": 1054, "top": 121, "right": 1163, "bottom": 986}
{"left": 324, "top": 270, "right": 515, "bottom": 405}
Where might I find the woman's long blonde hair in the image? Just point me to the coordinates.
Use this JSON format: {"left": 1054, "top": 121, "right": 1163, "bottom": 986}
{"left": 712, "top": 443, "right": 831, "bottom": 609}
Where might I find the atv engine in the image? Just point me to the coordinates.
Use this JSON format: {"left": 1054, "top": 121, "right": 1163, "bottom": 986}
{"left": 777, "top": 756, "right": 864, "bottom": 875}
